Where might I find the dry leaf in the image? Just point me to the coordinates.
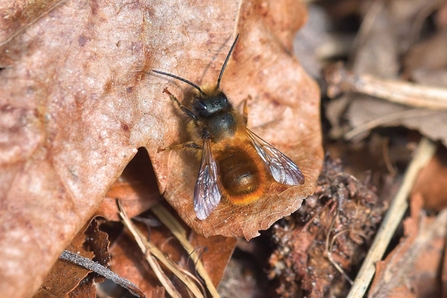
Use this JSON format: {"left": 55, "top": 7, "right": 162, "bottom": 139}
{"left": 0, "top": 0, "right": 321, "bottom": 296}
{"left": 34, "top": 248, "right": 93, "bottom": 298}
{"left": 368, "top": 194, "right": 447, "bottom": 297}
{"left": 97, "top": 148, "right": 161, "bottom": 221}
{"left": 412, "top": 147, "right": 447, "bottom": 211}
{"left": 0, "top": 0, "right": 145, "bottom": 295}
{"left": 108, "top": 228, "right": 166, "bottom": 296}
{"left": 347, "top": 98, "right": 447, "bottom": 145}
{"left": 154, "top": 0, "right": 321, "bottom": 240}
{"left": 35, "top": 218, "right": 110, "bottom": 297}
{"left": 325, "top": 1, "right": 447, "bottom": 146}
{"left": 404, "top": 30, "right": 447, "bottom": 72}
{"left": 352, "top": 5, "right": 399, "bottom": 79}
{"left": 188, "top": 232, "right": 237, "bottom": 287}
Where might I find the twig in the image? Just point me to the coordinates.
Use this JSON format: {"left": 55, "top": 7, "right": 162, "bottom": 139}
{"left": 151, "top": 203, "right": 220, "bottom": 298}
{"left": 60, "top": 250, "right": 145, "bottom": 298}
{"left": 325, "top": 63, "right": 447, "bottom": 110}
{"left": 347, "top": 137, "right": 437, "bottom": 298}
{"left": 344, "top": 109, "right": 437, "bottom": 140}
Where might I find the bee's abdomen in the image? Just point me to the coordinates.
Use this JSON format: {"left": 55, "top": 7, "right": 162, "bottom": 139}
{"left": 217, "top": 147, "right": 263, "bottom": 204}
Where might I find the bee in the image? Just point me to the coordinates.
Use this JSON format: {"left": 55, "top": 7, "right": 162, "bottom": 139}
{"left": 153, "top": 35, "right": 304, "bottom": 220}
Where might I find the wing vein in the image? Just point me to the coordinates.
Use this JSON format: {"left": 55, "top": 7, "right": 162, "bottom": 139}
{"left": 246, "top": 128, "right": 305, "bottom": 185}
{"left": 194, "top": 138, "right": 222, "bottom": 220}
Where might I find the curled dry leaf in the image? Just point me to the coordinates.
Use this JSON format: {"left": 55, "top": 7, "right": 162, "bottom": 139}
{"left": 0, "top": 0, "right": 321, "bottom": 296}
{"left": 153, "top": 1, "right": 322, "bottom": 239}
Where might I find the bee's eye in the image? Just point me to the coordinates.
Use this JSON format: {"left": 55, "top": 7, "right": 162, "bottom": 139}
{"left": 194, "top": 101, "right": 207, "bottom": 111}
{"left": 220, "top": 95, "right": 228, "bottom": 105}
{"left": 193, "top": 92, "right": 232, "bottom": 118}
{"left": 214, "top": 93, "right": 229, "bottom": 109}
{"left": 193, "top": 100, "right": 212, "bottom": 117}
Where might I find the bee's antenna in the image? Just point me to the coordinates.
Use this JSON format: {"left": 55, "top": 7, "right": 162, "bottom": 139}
{"left": 217, "top": 34, "right": 239, "bottom": 89}
{"left": 152, "top": 70, "right": 206, "bottom": 96}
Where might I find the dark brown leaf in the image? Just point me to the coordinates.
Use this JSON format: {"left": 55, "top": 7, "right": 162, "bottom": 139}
{"left": 412, "top": 147, "right": 447, "bottom": 212}
{"left": 188, "top": 233, "right": 237, "bottom": 287}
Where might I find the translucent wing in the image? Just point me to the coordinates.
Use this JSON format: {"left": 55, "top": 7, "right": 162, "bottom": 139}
{"left": 194, "top": 137, "right": 222, "bottom": 220}
{"left": 246, "top": 128, "right": 305, "bottom": 185}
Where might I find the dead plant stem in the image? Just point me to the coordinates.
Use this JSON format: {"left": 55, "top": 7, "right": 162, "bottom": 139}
{"left": 325, "top": 64, "right": 447, "bottom": 110}
{"left": 347, "top": 137, "right": 436, "bottom": 297}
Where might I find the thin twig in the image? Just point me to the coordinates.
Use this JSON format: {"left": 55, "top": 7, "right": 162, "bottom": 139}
{"left": 347, "top": 137, "right": 437, "bottom": 298}
{"left": 325, "top": 63, "right": 447, "bottom": 110}
{"left": 118, "top": 202, "right": 181, "bottom": 298}
{"left": 117, "top": 201, "right": 204, "bottom": 298}
{"left": 151, "top": 203, "right": 220, "bottom": 298}
{"left": 60, "top": 250, "right": 145, "bottom": 298}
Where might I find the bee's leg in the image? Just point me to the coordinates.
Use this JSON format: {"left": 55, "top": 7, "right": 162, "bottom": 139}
{"left": 157, "top": 141, "right": 201, "bottom": 153}
{"left": 241, "top": 95, "right": 252, "bottom": 125}
{"left": 163, "top": 88, "right": 198, "bottom": 122}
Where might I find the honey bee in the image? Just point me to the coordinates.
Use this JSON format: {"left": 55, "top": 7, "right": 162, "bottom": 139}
{"left": 153, "top": 35, "right": 304, "bottom": 220}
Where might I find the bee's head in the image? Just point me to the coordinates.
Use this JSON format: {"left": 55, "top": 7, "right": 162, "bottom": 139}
{"left": 192, "top": 88, "right": 232, "bottom": 118}
{"left": 152, "top": 34, "right": 239, "bottom": 118}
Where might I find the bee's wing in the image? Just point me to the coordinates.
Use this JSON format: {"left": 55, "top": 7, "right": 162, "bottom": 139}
{"left": 246, "top": 128, "right": 305, "bottom": 185}
{"left": 194, "top": 137, "right": 222, "bottom": 220}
